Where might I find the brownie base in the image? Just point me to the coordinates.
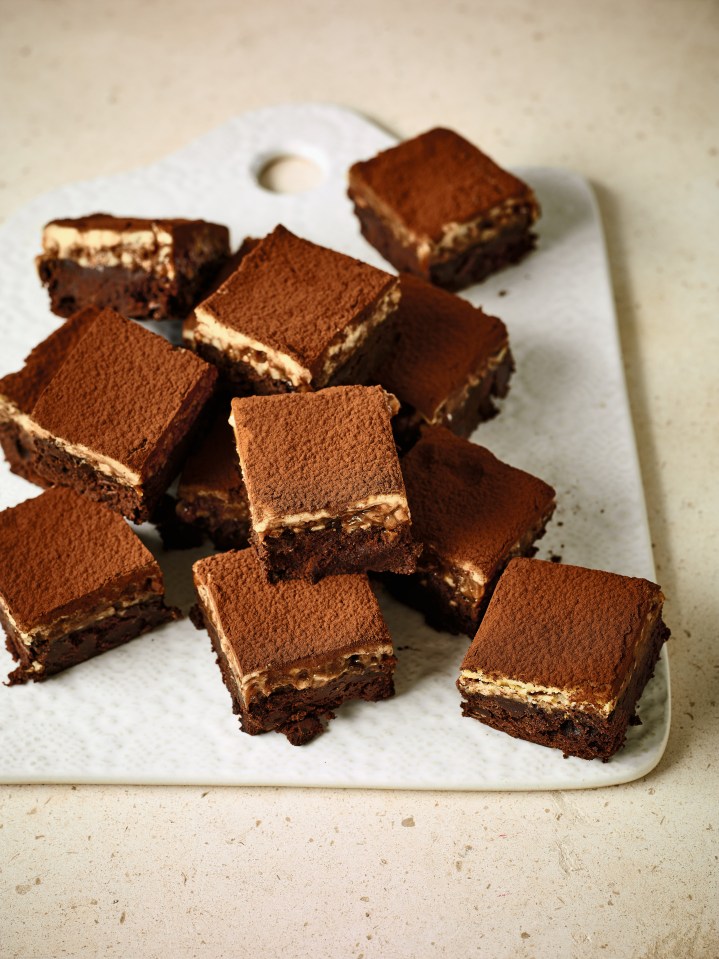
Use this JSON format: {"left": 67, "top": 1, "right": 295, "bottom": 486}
{"left": 193, "top": 603, "right": 395, "bottom": 745}
{"left": 392, "top": 348, "right": 515, "bottom": 451}
{"left": 459, "top": 616, "right": 671, "bottom": 761}
{"left": 255, "top": 521, "right": 420, "bottom": 584}
{"left": 175, "top": 496, "right": 250, "bottom": 551}
{"left": 350, "top": 200, "right": 536, "bottom": 291}
{"left": 3, "top": 595, "right": 179, "bottom": 685}
{"left": 0, "top": 421, "right": 50, "bottom": 488}
{"left": 37, "top": 256, "right": 229, "bottom": 320}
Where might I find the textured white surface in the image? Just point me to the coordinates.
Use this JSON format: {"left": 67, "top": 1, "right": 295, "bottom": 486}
{"left": 0, "top": 103, "right": 669, "bottom": 789}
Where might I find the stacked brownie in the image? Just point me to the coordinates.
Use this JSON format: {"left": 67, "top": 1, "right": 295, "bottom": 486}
{"left": 0, "top": 305, "right": 100, "bottom": 485}
{"left": 375, "top": 275, "right": 514, "bottom": 447}
{"left": 0, "top": 123, "right": 670, "bottom": 764}
{"left": 0, "top": 488, "right": 178, "bottom": 684}
{"left": 192, "top": 549, "right": 396, "bottom": 745}
{"left": 183, "top": 225, "right": 400, "bottom": 395}
{"left": 348, "top": 128, "right": 540, "bottom": 290}
{"left": 37, "top": 214, "right": 230, "bottom": 319}
{"left": 175, "top": 408, "right": 251, "bottom": 551}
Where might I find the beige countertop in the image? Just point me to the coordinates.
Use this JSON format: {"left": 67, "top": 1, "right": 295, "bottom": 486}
{"left": 2, "top": 1, "right": 718, "bottom": 956}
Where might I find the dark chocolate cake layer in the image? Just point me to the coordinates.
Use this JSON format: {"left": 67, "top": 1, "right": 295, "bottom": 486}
{"left": 192, "top": 549, "right": 396, "bottom": 744}
{"left": 255, "top": 518, "right": 419, "bottom": 584}
{"left": 352, "top": 200, "right": 537, "bottom": 291}
{"left": 3, "top": 596, "right": 176, "bottom": 685}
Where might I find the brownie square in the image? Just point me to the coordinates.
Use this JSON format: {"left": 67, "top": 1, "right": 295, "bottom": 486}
{"left": 192, "top": 548, "right": 396, "bottom": 745}
{"left": 175, "top": 406, "right": 251, "bottom": 551}
{"left": 0, "top": 305, "right": 100, "bottom": 485}
{"left": 230, "top": 385, "right": 419, "bottom": 582}
{"left": 185, "top": 225, "right": 400, "bottom": 395}
{"left": 375, "top": 274, "right": 513, "bottom": 448}
{"left": 36, "top": 213, "right": 231, "bottom": 319}
{"left": 386, "top": 427, "right": 555, "bottom": 636}
{"left": 348, "top": 128, "right": 540, "bottom": 290}
{"left": 28, "top": 307, "right": 217, "bottom": 522}
{"left": 0, "top": 488, "right": 179, "bottom": 684}
{"left": 457, "top": 558, "right": 670, "bottom": 760}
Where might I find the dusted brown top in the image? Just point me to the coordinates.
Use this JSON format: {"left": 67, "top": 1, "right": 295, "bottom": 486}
{"left": 461, "top": 558, "right": 665, "bottom": 707}
{"left": 402, "top": 427, "right": 555, "bottom": 574}
{"left": 196, "top": 225, "right": 397, "bottom": 376}
{"left": 0, "top": 306, "right": 100, "bottom": 413}
{"left": 30, "top": 308, "right": 217, "bottom": 477}
{"left": 193, "top": 548, "right": 391, "bottom": 675}
{"left": 376, "top": 275, "right": 509, "bottom": 419}
{"left": 0, "top": 487, "right": 160, "bottom": 631}
{"left": 231, "top": 385, "right": 405, "bottom": 523}
{"left": 178, "top": 404, "right": 244, "bottom": 498}
{"left": 349, "top": 128, "right": 536, "bottom": 241}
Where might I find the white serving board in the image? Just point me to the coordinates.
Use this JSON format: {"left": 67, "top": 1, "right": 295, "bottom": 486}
{"left": 0, "top": 103, "right": 669, "bottom": 789}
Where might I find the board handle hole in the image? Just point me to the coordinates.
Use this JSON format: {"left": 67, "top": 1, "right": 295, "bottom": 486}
{"left": 256, "top": 154, "right": 324, "bottom": 194}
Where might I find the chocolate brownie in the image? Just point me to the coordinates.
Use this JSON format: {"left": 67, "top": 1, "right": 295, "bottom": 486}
{"left": 385, "top": 427, "right": 555, "bottom": 636}
{"left": 0, "top": 305, "right": 100, "bottom": 485}
{"left": 457, "top": 558, "right": 671, "bottom": 760}
{"left": 28, "top": 307, "right": 217, "bottom": 522}
{"left": 375, "top": 275, "right": 513, "bottom": 448}
{"left": 185, "top": 225, "right": 400, "bottom": 395}
{"left": 348, "top": 128, "right": 540, "bottom": 290}
{"left": 0, "top": 488, "right": 179, "bottom": 684}
{"left": 230, "top": 385, "right": 419, "bottom": 582}
{"left": 36, "top": 213, "right": 230, "bottom": 319}
{"left": 175, "top": 405, "right": 250, "bottom": 550}
{"left": 192, "top": 548, "right": 396, "bottom": 745}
